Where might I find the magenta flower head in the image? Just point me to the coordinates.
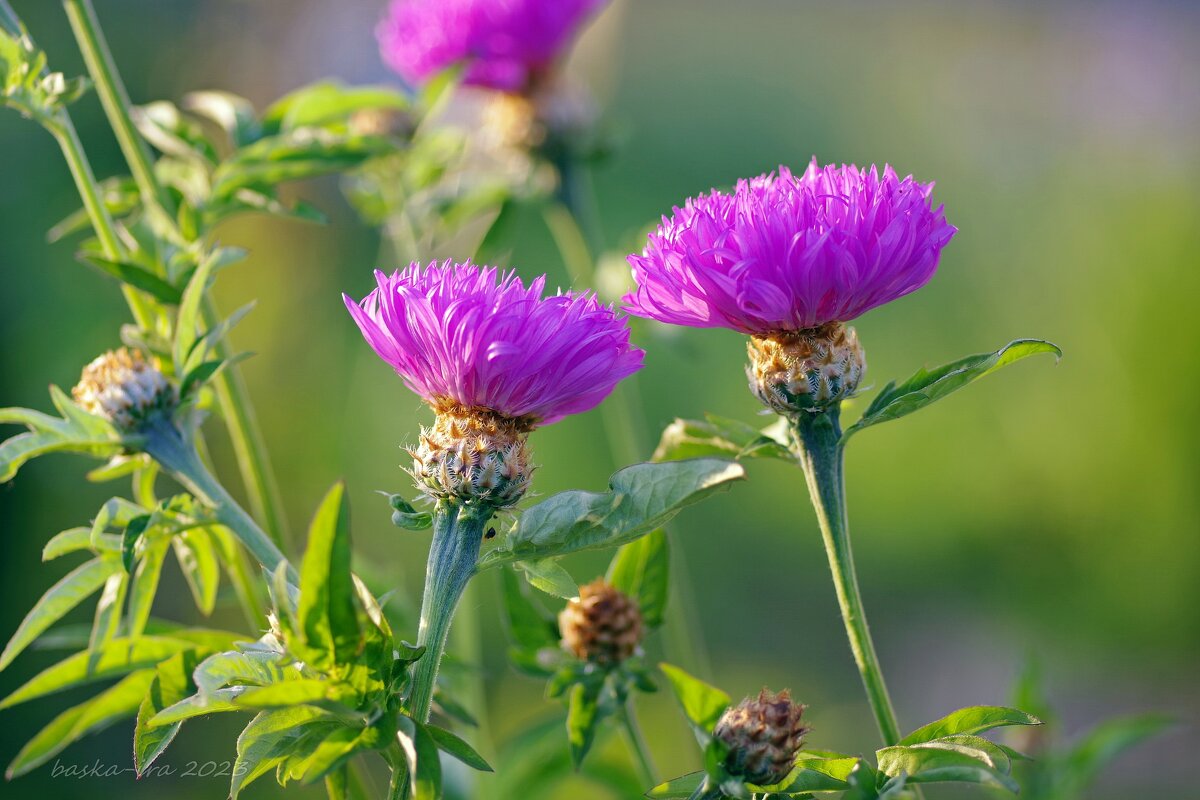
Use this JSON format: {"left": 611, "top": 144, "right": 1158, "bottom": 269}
{"left": 377, "top": 0, "right": 608, "bottom": 93}
{"left": 344, "top": 260, "right": 642, "bottom": 507}
{"left": 624, "top": 159, "right": 957, "bottom": 415}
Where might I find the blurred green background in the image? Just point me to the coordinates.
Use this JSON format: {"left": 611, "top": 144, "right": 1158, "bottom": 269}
{"left": 1, "top": 0, "right": 1196, "bottom": 797}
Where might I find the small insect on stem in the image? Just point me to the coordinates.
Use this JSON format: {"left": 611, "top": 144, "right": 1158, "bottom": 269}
{"left": 485, "top": 527, "right": 497, "bottom": 540}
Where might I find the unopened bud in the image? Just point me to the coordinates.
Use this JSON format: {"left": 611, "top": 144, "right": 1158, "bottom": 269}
{"left": 747, "top": 322, "right": 865, "bottom": 415}
{"left": 714, "top": 689, "right": 810, "bottom": 786}
{"left": 558, "top": 579, "right": 643, "bottom": 667}
{"left": 72, "top": 348, "right": 177, "bottom": 432}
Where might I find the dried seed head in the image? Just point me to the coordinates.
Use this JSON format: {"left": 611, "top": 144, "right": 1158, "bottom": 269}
{"left": 747, "top": 322, "right": 865, "bottom": 415}
{"left": 72, "top": 348, "right": 177, "bottom": 432}
{"left": 409, "top": 401, "right": 534, "bottom": 509}
{"left": 714, "top": 689, "right": 810, "bottom": 786}
{"left": 558, "top": 579, "right": 643, "bottom": 667}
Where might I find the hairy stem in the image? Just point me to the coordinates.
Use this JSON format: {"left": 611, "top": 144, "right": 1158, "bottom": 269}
{"left": 406, "top": 501, "right": 490, "bottom": 724}
{"left": 617, "top": 695, "right": 658, "bottom": 788}
{"left": 790, "top": 410, "right": 902, "bottom": 746}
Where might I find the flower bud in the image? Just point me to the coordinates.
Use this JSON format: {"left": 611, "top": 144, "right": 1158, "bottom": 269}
{"left": 72, "top": 348, "right": 177, "bottom": 432}
{"left": 409, "top": 402, "right": 534, "bottom": 509}
{"left": 714, "top": 689, "right": 810, "bottom": 786}
{"left": 558, "top": 579, "right": 643, "bottom": 667}
{"left": 747, "top": 322, "right": 865, "bottom": 415}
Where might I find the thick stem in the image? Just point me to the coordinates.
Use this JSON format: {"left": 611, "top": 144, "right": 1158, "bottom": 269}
{"left": 790, "top": 409, "right": 902, "bottom": 746}
{"left": 617, "top": 695, "right": 658, "bottom": 788}
{"left": 143, "top": 420, "right": 292, "bottom": 581}
{"left": 406, "top": 502, "right": 490, "bottom": 724}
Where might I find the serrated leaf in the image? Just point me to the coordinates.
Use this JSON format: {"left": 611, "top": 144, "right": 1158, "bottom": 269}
{"left": 6, "top": 669, "right": 154, "bottom": 778}
{"left": 0, "top": 636, "right": 205, "bottom": 710}
{"left": 396, "top": 715, "right": 442, "bottom": 800}
{"left": 297, "top": 482, "right": 360, "bottom": 667}
{"left": 843, "top": 340, "right": 1061, "bottom": 442}
{"left": 517, "top": 558, "right": 578, "bottom": 599}
{"left": 876, "top": 744, "right": 1019, "bottom": 792}
{"left": 899, "top": 706, "right": 1041, "bottom": 745}
{"left": 659, "top": 663, "right": 730, "bottom": 738}
{"left": 479, "top": 459, "right": 744, "bottom": 568}
{"left": 427, "top": 725, "right": 492, "bottom": 771}
{"left": 134, "top": 650, "right": 199, "bottom": 774}
{"left": 0, "top": 556, "right": 120, "bottom": 670}
{"left": 607, "top": 529, "right": 669, "bottom": 628}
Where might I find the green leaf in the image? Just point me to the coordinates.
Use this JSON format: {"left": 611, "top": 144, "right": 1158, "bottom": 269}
{"left": 297, "top": 482, "right": 360, "bottom": 667}
{"left": 875, "top": 744, "right": 1019, "bottom": 792}
{"left": 396, "top": 715, "right": 442, "bottom": 800}
{"left": 0, "top": 636, "right": 204, "bottom": 710}
{"left": 517, "top": 558, "right": 579, "bottom": 599}
{"left": 193, "top": 646, "right": 297, "bottom": 695}
{"left": 500, "top": 567, "right": 559, "bottom": 654}
{"left": 389, "top": 492, "right": 433, "bottom": 531}
{"left": 899, "top": 706, "right": 1041, "bottom": 745}
{"left": 607, "top": 529, "right": 669, "bottom": 628}
{"left": 88, "top": 568, "right": 127, "bottom": 651}
{"left": 278, "top": 724, "right": 383, "bottom": 786}
{"left": 232, "top": 707, "right": 336, "bottom": 798}
{"left": 173, "top": 527, "right": 220, "bottom": 615}
{"left": 773, "top": 755, "right": 863, "bottom": 793}
{"left": 659, "top": 663, "right": 730, "bottom": 737}
{"left": 173, "top": 249, "right": 220, "bottom": 370}
{"left": 653, "top": 414, "right": 793, "bottom": 463}
{"left": 479, "top": 459, "right": 744, "bottom": 568}
{"left": 184, "top": 90, "right": 262, "bottom": 146}
{"left": 842, "top": 340, "right": 1061, "bottom": 442}
{"left": 134, "top": 650, "right": 199, "bottom": 774}
{"left": 567, "top": 681, "right": 603, "bottom": 769}
{"left": 42, "top": 527, "right": 111, "bottom": 560}
{"left": 0, "top": 427, "right": 121, "bottom": 483}
{"left": 147, "top": 686, "right": 244, "bottom": 726}
{"left": 127, "top": 538, "right": 169, "bottom": 637}
{"left": 262, "top": 81, "right": 409, "bottom": 134}
{"left": 211, "top": 132, "right": 395, "bottom": 200}
{"left": 6, "top": 669, "right": 154, "bottom": 778}
{"left": 1059, "top": 713, "right": 1174, "bottom": 795}
{"left": 647, "top": 771, "right": 706, "bottom": 798}
{"left": 76, "top": 252, "right": 182, "bottom": 304}
{"left": 0, "top": 556, "right": 120, "bottom": 670}
{"left": 427, "top": 725, "right": 493, "bottom": 771}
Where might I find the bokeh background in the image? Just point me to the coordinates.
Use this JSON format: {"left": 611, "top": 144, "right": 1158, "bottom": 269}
{"left": 1, "top": 0, "right": 1197, "bottom": 797}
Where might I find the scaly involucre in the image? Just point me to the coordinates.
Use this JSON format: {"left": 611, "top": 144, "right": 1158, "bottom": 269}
{"left": 624, "top": 159, "right": 958, "bottom": 334}
{"left": 344, "top": 261, "right": 643, "bottom": 426}
{"left": 377, "top": 0, "right": 608, "bottom": 92}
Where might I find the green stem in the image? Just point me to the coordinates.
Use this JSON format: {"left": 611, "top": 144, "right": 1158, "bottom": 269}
{"left": 202, "top": 298, "right": 291, "bottom": 549}
{"left": 406, "top": 501, "right": 490, "bottom": 724}
{"left": 144, "top": 419, "right": 293, "bottom": 582}
{"left": 62, "top": 0, "right": 174, "bottom": 220}
{"left": 617, "top": 696, "right": 658, "bottom": 788}
{"left": 47, "top": 113, "right": 155, "bottom": 328}
{"left": 790, "top": 410, "right": 902, "bottom": 746}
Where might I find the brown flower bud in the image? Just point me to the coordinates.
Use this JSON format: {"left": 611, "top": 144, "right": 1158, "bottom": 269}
{"left": 409, "top": 401, "right": 534, "bottom": 509}
{"left": 747, "top": 322, "right": 865, "bottom": 415}
{"left": 714, "top": 689, "right": 810, "bottom": 786}
{"left": 558, "top": 579, "right": 643, "bottom": 667}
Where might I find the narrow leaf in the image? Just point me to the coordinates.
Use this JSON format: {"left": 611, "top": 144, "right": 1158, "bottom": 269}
{"left": 297, "top": 482, "right": 360, "bottom": 667}
{"left": 134, "top": 650, "right": 199, "bottom": 774}
{"left": 427, "top": 725, "right": 493, "bottom": 771}
{"left": 899, "top": 706, "right": 1041, "bottom": 745}
{"left": 607, "top": 530, "right": 670, "bottom": 628}
{"left": 659, "top": 663, "right": 730, "bottom": 736}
